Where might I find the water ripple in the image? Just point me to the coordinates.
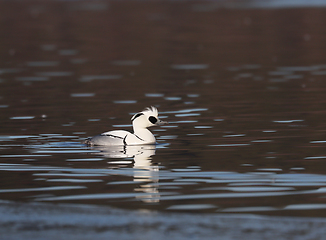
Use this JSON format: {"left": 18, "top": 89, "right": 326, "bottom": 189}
{"left": 0, "top": 186, "right": 86, "bottom": 193}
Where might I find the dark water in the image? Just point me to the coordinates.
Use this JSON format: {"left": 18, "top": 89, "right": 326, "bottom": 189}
{"left": 1, "top": 0, "right": 326, "bottom": 218}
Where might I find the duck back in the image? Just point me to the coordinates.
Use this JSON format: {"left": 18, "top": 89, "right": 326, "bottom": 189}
{"left": 85, "top": 130, "right": 129, "bottom": 146}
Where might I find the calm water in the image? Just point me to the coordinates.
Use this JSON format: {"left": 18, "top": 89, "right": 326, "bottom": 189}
{"left": 1, "top": 0, "right": 326, "bottom": 218}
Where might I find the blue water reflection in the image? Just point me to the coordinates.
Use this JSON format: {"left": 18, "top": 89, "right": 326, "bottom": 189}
{"left": 193, "top": 0, "right": 326, "bottom": 11}
{"left": 0, "top": 124, "right": 325, "bottom": 215}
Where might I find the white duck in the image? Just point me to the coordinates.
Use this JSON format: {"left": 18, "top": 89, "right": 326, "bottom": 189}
{"left": 85, "top": 106, "right": 167, "bottom": 146}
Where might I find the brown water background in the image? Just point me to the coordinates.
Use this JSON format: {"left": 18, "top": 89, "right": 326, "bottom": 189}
{"left": 1, "top": 0, "right": 326, "bottom": 218}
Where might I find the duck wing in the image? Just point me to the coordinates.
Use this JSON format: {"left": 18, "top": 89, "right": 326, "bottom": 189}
{"left": 85, "top": 130, "right": 129, "bottom": 146}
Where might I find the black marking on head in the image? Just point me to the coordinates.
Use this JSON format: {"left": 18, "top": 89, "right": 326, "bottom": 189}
{"left": 149, "top": 116, "right": 157, "bottom": 124}
{"left": 131, "top": 113, "right": 144, "bottom": 121}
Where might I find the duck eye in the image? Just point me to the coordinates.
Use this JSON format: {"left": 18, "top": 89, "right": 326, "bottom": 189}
{"left": 149, "top": 116, "right": 157, "bottom": 124}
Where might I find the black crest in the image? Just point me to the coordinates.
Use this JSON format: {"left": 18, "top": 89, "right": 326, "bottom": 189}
{"left": 131, "top": 113, "right": 144, "bottom": 121}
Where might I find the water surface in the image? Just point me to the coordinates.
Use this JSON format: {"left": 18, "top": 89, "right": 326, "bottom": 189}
{"left": 1, "top": 0, "right": 326, "bottom": 218}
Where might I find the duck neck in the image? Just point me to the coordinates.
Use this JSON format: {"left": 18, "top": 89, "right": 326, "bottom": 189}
{"left": 133, "top": 127, "right": 155, "bottom": 143}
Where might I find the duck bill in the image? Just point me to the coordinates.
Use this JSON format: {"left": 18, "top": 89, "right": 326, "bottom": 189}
{"left": 156, "top": 119, "right": 168, "bottom": 126}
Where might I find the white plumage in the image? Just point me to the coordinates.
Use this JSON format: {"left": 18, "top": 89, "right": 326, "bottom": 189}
{"left": 85, "top": 106, "right": 166, "bottom": 146}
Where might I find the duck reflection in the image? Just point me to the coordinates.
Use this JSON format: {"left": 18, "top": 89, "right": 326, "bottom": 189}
{"left": 94, "top": 144, "right": 160, "bottom": 203}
